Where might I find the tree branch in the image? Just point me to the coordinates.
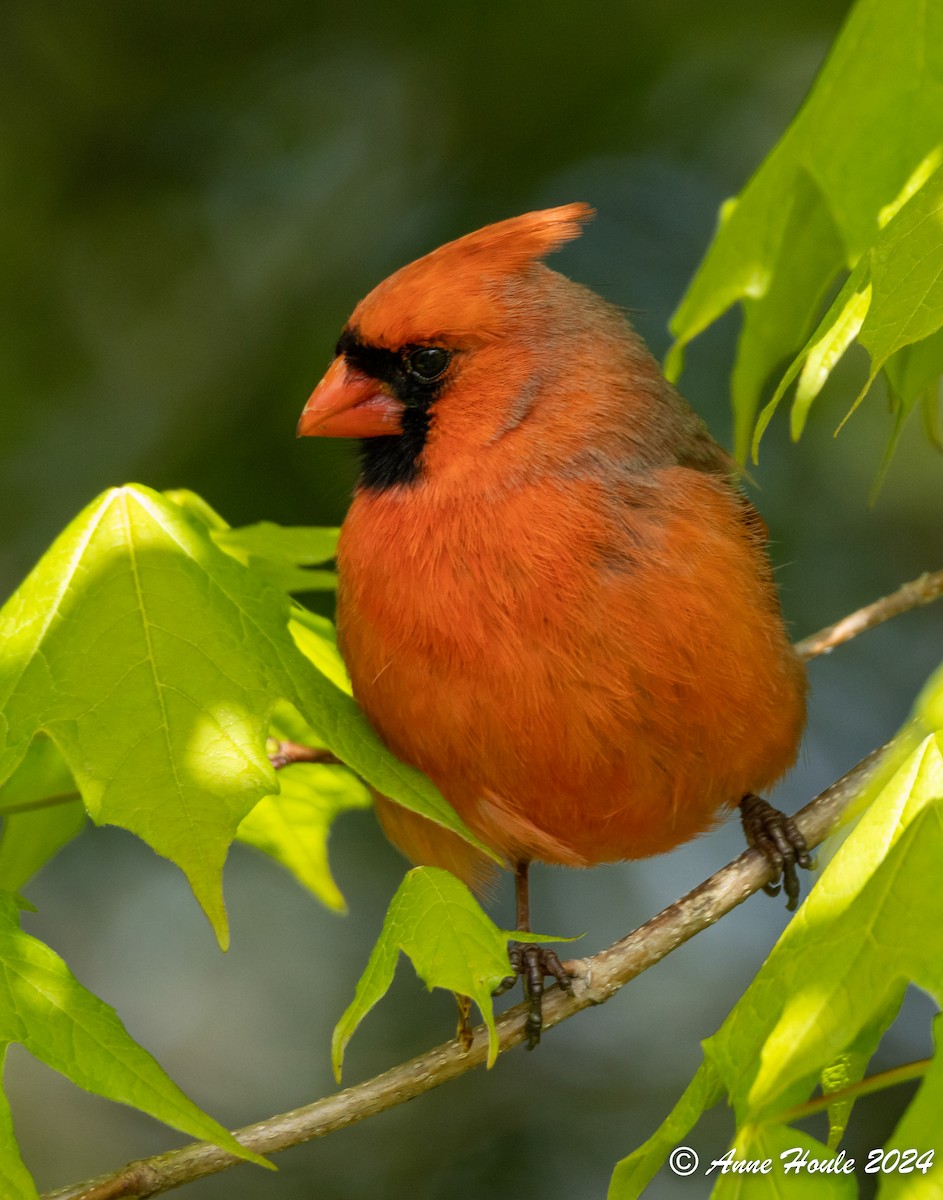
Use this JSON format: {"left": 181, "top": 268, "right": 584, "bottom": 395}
{"left": 42, "top": 567, "right": 942, "bottom": 1199}
{"left": 793, "top": 568, "right": 943, "bottom": 662}
{"left": 41, "top": 742, "right": 890, "bottom": 1200}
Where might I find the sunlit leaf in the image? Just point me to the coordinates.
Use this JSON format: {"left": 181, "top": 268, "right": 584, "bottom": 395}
{"left": 288, "top": 605, "right": 351, "bottom": 694}
{"left": 709, "top": 736, "right": 941, "bottom": 1125}
{"left": 214, "top": 522, "right": 339, "bottom": 594}
{"left": 0, "top": 892, "right": 268, "bottom": 1195}
{"left": 791, "top": 284, "right": 872, "bottom": 440}
{"left": 167, "top": 492, "right": 339, "bottom": 590}
{"left": 769, "top": 165, "right": 943, "bottom": 453}
{"left": 0, "top": 486, "right": 490, "bottom": 946}
{"left": 0, "top": 737, "right": 85, "bottom": 892}
{"left": 331, "top": 866, "right": 573, "bottom": 1080}
{"left": 820, "top": 1013, "right": 891, "bottom": 1151}
{"left": 237, "top": 702, "right": 370, "bottom": 911}
{"left": 878, "top": 1015, "right": 943, "bottom": 1200}
{"left": 667, "top": 0, "right": 943, "bottom": 464}
{"left": 214, "top": 521, "right": 339, "bottom": 565}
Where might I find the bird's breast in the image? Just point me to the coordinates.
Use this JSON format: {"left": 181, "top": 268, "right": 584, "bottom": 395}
{"left": 335, "top": 470, "right": 806, "bottom": 866}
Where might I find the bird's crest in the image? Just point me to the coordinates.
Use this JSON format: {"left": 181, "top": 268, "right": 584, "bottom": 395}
{"left": 429, "top": 203, "right": 594, "bottom": 274}
{"left": 349, "top": 204, "right": 595, "bottom": 346}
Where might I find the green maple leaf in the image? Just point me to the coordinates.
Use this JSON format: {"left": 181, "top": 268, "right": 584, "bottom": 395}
{"left": 0, "top": 485, "right": 489, "bottom": 946}
{"left": 0, "top": 893, "right": 268, "bottom": 1197}
{"left": 0, "top": 736, "right": 85, "bottom": 893}
{"left": 666, "top": 0, "right": 943, "bottom": 468}
{"left": 213, "top": 520, "right": 339, "bottom": 594}
{"left": 754, "top": 166, "right": 943, "bottom": 472}
{"left": 236, "top": 701, "right": 370, "bottom": 912}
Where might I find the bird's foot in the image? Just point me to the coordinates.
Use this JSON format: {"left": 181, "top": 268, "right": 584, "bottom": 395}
{"left": 268, "top": 739, "right": 342, "bottom": 770}
{"left": 739, "top": 792, "right": 813, "bottom": 912}
{"left": 495, "top": 942, "right": 573, "bottom": 1049}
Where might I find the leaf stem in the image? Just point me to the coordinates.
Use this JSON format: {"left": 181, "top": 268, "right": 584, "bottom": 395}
{"left": 0, "top": 792, "right": 82, "bottom": 816}
{"left": 777, "top": 1057, "right": 930, "bottom": 1124}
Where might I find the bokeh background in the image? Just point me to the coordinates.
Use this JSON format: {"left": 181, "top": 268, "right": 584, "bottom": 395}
{"left": 3, "top": 2, "right": 942, "bottom": 1196}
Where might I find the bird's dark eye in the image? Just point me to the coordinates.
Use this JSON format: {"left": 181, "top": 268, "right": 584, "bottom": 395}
{"left": 406, "top": 346, "right": 451, "bottom": 382}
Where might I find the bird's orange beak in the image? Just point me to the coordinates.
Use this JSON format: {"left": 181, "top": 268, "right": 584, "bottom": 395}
{"left": 297, "top": 357, "right": 403, "bottom": 438}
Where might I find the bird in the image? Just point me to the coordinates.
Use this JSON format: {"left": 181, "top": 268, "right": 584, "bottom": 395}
{"left": 296, "top": 203, "right": 809, "bottom": 1045}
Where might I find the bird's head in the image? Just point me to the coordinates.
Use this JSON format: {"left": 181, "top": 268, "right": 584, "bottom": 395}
{"left": 297, "top": 203, "right": 604, "bottom": 490}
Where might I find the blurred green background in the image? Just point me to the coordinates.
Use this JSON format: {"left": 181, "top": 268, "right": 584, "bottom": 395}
{"left": 3, "top": 1, "right": 942, "bottom": 1196}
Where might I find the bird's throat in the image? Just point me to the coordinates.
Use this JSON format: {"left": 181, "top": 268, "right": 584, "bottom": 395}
{"left": 357, "top": 403, "right": 431, "bottom": 490}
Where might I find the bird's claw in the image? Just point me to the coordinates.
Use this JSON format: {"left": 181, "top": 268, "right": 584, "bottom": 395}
{"left": 496, "top": 942, "right": 573, "bottom": 1049}
{"left": 739, "top": 792, "right": 814, "bottom": 912}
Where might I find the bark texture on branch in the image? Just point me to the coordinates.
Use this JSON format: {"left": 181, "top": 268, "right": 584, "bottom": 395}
{"left": 794, "top": 569, "right": 943, "bottom": 662}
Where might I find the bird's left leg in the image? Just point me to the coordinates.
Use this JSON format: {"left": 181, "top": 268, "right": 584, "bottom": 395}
{"left": 739, "top": 792, "right": 813, "bottom": 911}
{"left": 495, "top": 861, "right": 572, "bottom": 1049}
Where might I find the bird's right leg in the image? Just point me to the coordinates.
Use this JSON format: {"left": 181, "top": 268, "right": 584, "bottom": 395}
{"left": 496, "top": 861, "right": 572, "bottom": 1049}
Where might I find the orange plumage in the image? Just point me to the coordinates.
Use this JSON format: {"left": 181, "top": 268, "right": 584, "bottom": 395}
{"left": 298, "top": 204, "right": 806, "bottom": 896}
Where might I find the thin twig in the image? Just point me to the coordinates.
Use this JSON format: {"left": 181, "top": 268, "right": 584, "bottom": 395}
{"left": 794, "top": 568, "right": 943, "bottom": 662}
{"left": 40, "top": 742, "right": 891, "bottom": 1200}
{"left": 268, "top": 741, "right": 342, "bottom": 769}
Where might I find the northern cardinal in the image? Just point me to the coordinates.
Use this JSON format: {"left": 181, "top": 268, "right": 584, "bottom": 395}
{"left": 297, "top": 204, "right": 808, "bottom": 1042}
